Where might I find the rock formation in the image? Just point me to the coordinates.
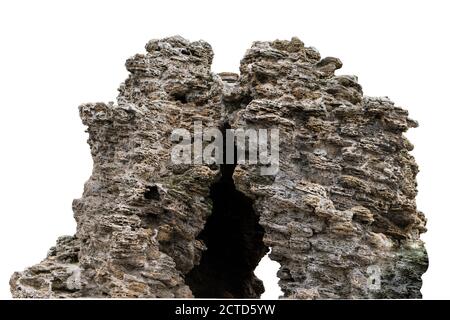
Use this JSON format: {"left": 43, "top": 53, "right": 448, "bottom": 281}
{"left": 10, "top": 36, "right": 427, "bottom": 298}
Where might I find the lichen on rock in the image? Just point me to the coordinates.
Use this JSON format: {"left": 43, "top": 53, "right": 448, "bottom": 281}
{"left": 10, "top": 36, "right": 427, "bottom": 299}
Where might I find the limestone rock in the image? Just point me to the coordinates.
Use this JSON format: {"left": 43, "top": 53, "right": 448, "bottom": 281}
{"left": 10, "top": 36, "right": 427, "bottom": 299}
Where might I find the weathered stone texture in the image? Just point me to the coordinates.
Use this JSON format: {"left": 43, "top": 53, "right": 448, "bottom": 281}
{"left": 10, "top": 36, "right": 427, "bottom": 299}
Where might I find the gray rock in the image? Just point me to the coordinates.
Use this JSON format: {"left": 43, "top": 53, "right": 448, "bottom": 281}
{"left": 10, "top": 36, "right": 427, "bottom": 299}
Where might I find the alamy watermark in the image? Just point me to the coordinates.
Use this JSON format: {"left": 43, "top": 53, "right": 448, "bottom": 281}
{"left": 170, "top": 121, "right": 279, "bottom": 175}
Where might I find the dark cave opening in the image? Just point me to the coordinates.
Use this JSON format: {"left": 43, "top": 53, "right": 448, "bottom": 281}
{"left": 143, "top": 185, "right": 160, "bottom": 200}
{"left": 185, "top": 124, "right": 269, "bottom": 298}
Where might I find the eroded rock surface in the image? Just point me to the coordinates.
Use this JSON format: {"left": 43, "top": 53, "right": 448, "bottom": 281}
{"left": 10, "top": 36, "right": 427, "bottom": 298}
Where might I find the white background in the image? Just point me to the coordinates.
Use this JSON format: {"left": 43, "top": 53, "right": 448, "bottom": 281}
{"left": 0, "top": 0, "right": 449, "bottom": 299}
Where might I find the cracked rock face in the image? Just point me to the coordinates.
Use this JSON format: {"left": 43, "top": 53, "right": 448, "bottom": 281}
{"left": 10, "top": 36, "right": 427, "bottom": 299}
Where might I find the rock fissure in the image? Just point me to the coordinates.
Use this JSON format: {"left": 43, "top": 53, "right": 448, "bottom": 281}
{"left": 185, "top": 122, "right": 268, "bottom": 298}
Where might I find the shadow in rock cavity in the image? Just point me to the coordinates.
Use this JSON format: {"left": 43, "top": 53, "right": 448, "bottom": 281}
{"left": 185, "top": 124, "right": 269, "bottom": 298}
